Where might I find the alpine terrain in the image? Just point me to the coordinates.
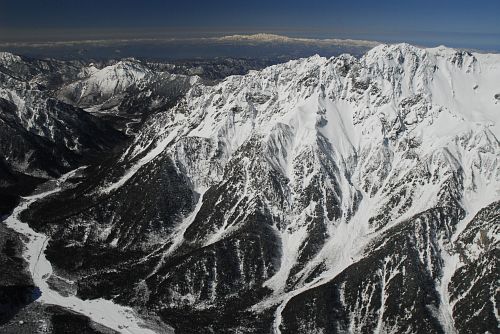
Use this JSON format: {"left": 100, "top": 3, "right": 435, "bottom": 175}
{"left": 0, "top": 43, "right": 499, "bottom": 333}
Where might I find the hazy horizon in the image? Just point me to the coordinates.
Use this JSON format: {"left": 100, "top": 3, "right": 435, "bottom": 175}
{"left": 1, "top": 31, "right": 498, "bottom": 62}
{"left": 1, "top": 0, "right": 499, "bottom": 59}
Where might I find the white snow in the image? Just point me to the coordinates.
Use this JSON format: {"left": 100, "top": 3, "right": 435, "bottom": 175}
{"left": 436, "top": 237, "right": 460, "bottom": 334}
{"left": 434, "top": 172, "right": 500, "bottom": 333}
{"left": 143, "top": 187, "right": 208, "bottom": 280}
{"left": 100, "top": 128, "right": 180, "bottom": 194}
{"left": 214, "top": 33, "right": 380, "bottom": 47}
{"left": 4, "top": 169, "right": 163, "bottom": 334}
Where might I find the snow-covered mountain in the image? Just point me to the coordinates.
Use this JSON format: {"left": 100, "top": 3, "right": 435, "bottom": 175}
{"left": 0, "top": 52, "right": 127, "bottom": 217}
{"left": 0, "top": 53, "right": 271, "bottom": 216}
{"left": 3, "top": 44, "right": 499, "bottom": 333}
{"left": 57, "top": 59, "right": 194, "bottom": 111}
{"left": 56, "top": 57, "right": 277, "bottom": 135}
{"left": 216, "top": 33, "right": 380, "bottom": 47}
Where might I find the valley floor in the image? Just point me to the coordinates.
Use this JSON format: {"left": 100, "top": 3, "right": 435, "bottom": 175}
{"left": 2, "top": 170, "right": 171, "bottom": 334}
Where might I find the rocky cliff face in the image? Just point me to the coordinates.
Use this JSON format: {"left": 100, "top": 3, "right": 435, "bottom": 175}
{"left": 5, "top": 44, "right": 500, "bottom": 333}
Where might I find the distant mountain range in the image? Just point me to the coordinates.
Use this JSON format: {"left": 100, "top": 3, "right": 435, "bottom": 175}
{"left": 0, "top": 34, "right": 378, "bottom": 61}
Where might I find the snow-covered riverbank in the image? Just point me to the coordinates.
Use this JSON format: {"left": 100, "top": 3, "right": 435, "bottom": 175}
{"left": 3, "top": 169, "right": 163, "bottom": 334}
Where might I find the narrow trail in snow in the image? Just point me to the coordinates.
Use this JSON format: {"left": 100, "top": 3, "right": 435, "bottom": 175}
{"left": 3, "top": 168, "right": 165, "bottom": 334}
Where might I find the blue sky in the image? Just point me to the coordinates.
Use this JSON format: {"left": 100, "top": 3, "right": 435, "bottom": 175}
{"left": 1, "top": 0, "right": 499, "bottom": 49}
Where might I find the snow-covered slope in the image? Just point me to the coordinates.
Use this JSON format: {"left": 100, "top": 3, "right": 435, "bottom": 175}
{"left": 58, "top": 60, "right": 152, "bottom": 108}
{"left": 17, "top": 44, "right": 500, "bottom": 333}
{"left": 0, "top": 53, "right": 124, "bottom": 181}
{"left": 56, "top": 59, "right": 196, "bottom": 137}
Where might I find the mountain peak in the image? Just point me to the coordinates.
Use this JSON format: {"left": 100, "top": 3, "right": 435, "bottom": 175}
{"left": 364, "top": 42, "right": 426, "bottom": 59}
{"left": 0, "top": 51, "right": 21, "bottom": 64}
{"left": 218, "top": 33, "right": 292, "bottom": 42}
